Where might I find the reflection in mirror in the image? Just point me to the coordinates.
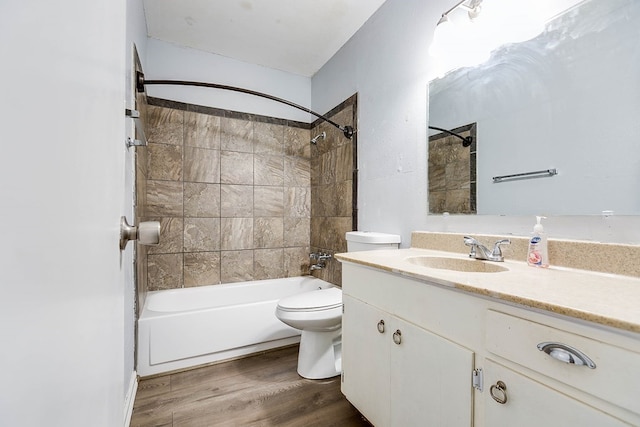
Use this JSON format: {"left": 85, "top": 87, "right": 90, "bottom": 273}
{"left": 428, "top": 124, "right": 476, "bottom": 214}
{"left": 428, "top": 0, "right": 640, "bottom": 215}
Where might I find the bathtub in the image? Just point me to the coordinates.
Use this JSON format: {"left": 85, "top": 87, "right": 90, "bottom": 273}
{"left": 137, "top": 276, "right": 335, "bottom": 377}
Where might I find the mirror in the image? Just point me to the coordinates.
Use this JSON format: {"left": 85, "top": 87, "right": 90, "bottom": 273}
{"left": 428, "top": 0, "right": 640, "bottom": 215}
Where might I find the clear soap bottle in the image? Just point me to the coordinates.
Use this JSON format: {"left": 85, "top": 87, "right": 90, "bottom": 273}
{"left": 527, "top": 216, "right": 549, "bottom": 268}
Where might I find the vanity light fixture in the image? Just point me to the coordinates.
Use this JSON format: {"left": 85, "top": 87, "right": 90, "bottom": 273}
{"left": 429, "top": 126, "right": 473, "bottom": 147}
{"left": 135, "top": 71, "right": 355, "bottom": 139}
{"left": 429, "top": 0, "right": 483, "bottom": 58}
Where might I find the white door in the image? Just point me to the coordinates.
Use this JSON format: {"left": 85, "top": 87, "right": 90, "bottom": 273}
{"left": 390, "top": 317, "right": 474, "bottom": 427}
{"left": 342, "top": 295, "right": 391, "bottom": 426}
{"left": 0, "top": 1, "right": 127, "bottom": 426}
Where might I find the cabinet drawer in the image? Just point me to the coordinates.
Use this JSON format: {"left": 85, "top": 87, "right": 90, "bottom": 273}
{"left": 483, "top": 359, "right": 629, "bottom": 427}
{"left": 486, "top": 310, "right": 640, "bottom": 416}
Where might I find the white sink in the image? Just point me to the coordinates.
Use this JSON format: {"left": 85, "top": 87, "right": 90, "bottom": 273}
{"left": 405, "top": 256, "right": 509, "bottom": 273}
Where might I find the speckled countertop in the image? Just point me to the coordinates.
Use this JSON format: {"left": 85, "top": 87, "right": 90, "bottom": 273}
{"left": 335, "top": 235, "right": 640, "bottom": 334}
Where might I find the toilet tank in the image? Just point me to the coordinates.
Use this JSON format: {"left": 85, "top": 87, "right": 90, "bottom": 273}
{"left": 345, "top": 231, "right": 401, "bottom": 252}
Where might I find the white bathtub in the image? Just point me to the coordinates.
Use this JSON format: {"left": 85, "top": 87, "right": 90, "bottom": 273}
{"left": 137, "top": 276, "right": 335, "bottom": 377}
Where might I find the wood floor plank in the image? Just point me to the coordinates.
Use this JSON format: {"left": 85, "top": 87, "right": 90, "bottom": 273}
{"left": 131, "top": 346, "right": 371, "bottom": 427}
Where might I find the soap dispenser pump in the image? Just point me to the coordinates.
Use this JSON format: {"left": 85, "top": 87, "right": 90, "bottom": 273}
{"left": 527, "top": 216, "right": 549, "bottom": 268}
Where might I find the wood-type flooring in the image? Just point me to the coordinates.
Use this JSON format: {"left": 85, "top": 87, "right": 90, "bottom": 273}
{"left": 131, "top": 345, "right": 372, "bottom": 426}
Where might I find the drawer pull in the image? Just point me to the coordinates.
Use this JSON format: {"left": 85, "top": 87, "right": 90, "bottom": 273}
{"left": 393, "top": 329, "right": 402, "bottom": 345}
{"left": 537, "top": 342, "right": 596, "bottom": 369}
{"left": 377, "top": 320, "right": 385, "bottom": 333}
{"left": 490, "top": 381, "right": 508, "bottom": 404}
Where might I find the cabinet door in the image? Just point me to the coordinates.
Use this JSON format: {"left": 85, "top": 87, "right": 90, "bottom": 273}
{"left": 390, "top": 317, "right": 474, "bottom": 427}
{"left": 483, "top": 359, "right": 630, "bottom": 427}
{"left": 342, "top": 295, "right": 391, "bottom": 426}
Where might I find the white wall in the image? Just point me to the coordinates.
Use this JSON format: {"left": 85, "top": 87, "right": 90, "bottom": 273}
{"left": 312, "top": 0, "right": 640, "bottom": 245}
{"left": 145, "top": 39, "right": 313, "bottom": 123}
{"left": 0, "top": 1, "right": 127, "bottom": 426}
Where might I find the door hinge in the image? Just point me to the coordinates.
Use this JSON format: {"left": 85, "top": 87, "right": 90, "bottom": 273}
{"left": 472, "top": 368, "right": 483, "bottom": 392}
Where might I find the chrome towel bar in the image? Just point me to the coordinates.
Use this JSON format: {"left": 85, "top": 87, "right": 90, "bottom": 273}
{"left": 493, "top": 168, "right": 557, "bottom": 183}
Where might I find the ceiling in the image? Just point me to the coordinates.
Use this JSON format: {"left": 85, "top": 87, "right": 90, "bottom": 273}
{"left": 142, "top": 0, "right": 388, "bottom": 77}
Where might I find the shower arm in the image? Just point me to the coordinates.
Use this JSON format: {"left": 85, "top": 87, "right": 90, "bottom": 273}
{"left": 136, "top": 71, "right": 355, "bottom": 139}
{"left": 428, "top": 126, "right": 473, "bottom": 147}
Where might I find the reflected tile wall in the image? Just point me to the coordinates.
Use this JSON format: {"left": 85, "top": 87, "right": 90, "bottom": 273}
{"left": 137, "top": 98, "right": 313, "bottom": 289}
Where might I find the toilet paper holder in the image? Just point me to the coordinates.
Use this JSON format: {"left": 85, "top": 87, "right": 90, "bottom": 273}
{"left": 120, "top": 216, "right": 160, "bottom": 250}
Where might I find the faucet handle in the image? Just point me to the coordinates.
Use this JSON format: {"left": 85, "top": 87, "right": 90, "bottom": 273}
{"left": 492, "top": 239, "right": 511, "bottom": 257}
{"left": 463, "top": 236, "right": 479, "bottom": 246}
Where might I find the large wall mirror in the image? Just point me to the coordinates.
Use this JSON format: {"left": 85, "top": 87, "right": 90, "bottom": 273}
{"left": 428, "top": 0, "right": 640, "bottom": 215}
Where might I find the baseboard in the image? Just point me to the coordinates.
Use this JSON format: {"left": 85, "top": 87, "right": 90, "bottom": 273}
{"left": 124, "top": 370, "right": 138, "bottom": 427}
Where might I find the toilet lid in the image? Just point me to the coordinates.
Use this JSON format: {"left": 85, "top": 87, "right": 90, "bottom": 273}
{"left": 277, "top": 287, "right": 342, "bottom": 311}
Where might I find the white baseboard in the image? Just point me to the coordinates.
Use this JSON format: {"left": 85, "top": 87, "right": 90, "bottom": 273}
{"left": 124, "top": 370, "right": 138, "bottom": 427}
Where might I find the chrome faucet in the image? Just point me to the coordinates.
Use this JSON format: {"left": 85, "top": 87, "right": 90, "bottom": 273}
{"left": 463, "top": 236, "right": 510, "bottom": 262}
{"left": 310, "top": 252, "right": 332, "bottom": 270}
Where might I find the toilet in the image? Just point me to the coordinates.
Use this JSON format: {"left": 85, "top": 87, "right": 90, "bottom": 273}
{"left": 275, "top": 231, "right": 400, "bottom": 379}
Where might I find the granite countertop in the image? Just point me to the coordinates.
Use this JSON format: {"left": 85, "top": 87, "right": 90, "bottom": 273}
{"left": 335, "top": 248, "right": 640, "bottom": 334}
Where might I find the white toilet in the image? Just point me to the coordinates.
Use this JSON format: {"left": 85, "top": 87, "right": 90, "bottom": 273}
{"left": 275, "top": 231, "right": 400, "bottom": 379}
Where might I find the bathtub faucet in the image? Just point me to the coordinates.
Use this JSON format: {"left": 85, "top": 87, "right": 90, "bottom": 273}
{"left": 310, "top": 252, "right": 332, "bottom": 270}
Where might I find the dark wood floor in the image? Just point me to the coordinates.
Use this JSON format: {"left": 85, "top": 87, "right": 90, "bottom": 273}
{"left": 131, "top": 345, "right": 372, "bottom": 427}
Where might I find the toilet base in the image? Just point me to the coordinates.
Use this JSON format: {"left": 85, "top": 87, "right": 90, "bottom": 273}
{"left": 297, "top": 328, "right": 342, "bottom": 379}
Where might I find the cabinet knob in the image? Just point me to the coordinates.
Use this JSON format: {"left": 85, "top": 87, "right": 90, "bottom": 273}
{"left": 490, "top": 381, "right": 508, "bottom": 404}
{"left": 377, "top": 320, "right": 385, "bottom": 333}
{"left": 392, "top": 329, "right": 402, "bottom": 345}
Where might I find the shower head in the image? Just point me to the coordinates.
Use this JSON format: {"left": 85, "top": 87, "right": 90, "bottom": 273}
{"left": 310, "top": 131, "right": 326, "bottom": 144}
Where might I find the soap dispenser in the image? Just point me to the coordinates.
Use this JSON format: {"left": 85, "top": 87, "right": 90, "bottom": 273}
{"left": 527, "top": 216, "right": 549, "bottom": 268}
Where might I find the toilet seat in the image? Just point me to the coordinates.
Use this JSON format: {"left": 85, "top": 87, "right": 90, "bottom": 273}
{"left": 277, "top": 287, "right": 342, "bottom": 312}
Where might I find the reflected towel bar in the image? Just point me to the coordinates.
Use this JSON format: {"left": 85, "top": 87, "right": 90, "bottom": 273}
{"left": 493, "top": 169, "right": 557, "bottom": 183}
{"left": 125, "top": 108, "right": 148, "bottom": 148}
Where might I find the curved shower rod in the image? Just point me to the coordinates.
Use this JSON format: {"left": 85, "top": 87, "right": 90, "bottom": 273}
{"left": 135, "top": 71, "right": 355, "bottom": 139}
{"left": 428, "top": 126, "right": 473, "bottom": 147}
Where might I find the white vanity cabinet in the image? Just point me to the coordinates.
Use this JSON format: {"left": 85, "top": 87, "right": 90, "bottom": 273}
{"left": 342, "top": 295, "right": 474, "bottom": 427}
{"left": 340, "top": 261, "right": 640, "bottom": 427}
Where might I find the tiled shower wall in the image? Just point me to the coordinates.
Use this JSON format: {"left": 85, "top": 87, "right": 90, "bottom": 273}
{"left": 135, "top": 95, "right": 356, "bottom": 292}
{"left": 309, "top": 95, "right": 357, "bottom": 286}
{"left": 138, "top": 99, "right": 313, "bottom": 291}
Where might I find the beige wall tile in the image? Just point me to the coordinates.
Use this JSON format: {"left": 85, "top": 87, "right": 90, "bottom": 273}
{"left": 147, "top": 143, "right": 182, "bottom": 181}
{"left": 184, "top": 252, "right": 220, "bottom": 287}
{"left": 148, "top": 253, "right": 183, "bottom": 290}
{"left": 284, "top": 156, "right": 310, "bottom": 187}
{"left": 184, "top": 218, "right": 220, "bottom": 252}
{"left": 184, "top": 147, "right": 220, "bottom": 183}
{"left": 146, "top": 180, "right": 183, "bottom": 217}
{"left": 254, "top": 217, "right": 284, "bottom": 248}
{"left": 254, "top": 186, "right": 284, "bottom": 217}
{"left": 147, "top": 105, "right": 183, "bottom": 146}
{"left": 184, "top": 183, "right": 220, "bottom": 217}
{"left": 221, "top": 117, "right": 253, "bottom": 153}
{"left": 184, "top": 111, "right": 220, "bottom": 149}
{"left": 254, "top": 122, "right": 284, "bottom": 155}
{"left": 284, "top": 217, "right": 310, "bottom": 247}
{"left": 221, "top": 185, "right": 253, "bottom": 217}
{"left": 336, "top": 180, "right": 353, "bottom": 217}
{"left": 285, "top": 127, "right": 311, "bottom": 158}
{"left": 221, "top": 250, "right": 254, "bottom": 283}
{"left": 254, "top": 154, "right": 284, "bottom": 186}
{"left": 147, "top": 217, "right": 183, "bottom": 254}
{"left": 221, "top": 217, "right": 253, "bottom": 250}
{"left": 254, "top": 249, "right": 284, "bottom": 280}
{"left": 285, "top": 187, "right": 311, "bottom": 218}
{"left": 221, "top": 151, "right": 254, "bottom": 185}
{"left": 335, "top": 142, "right": 353, "bottom": 183}
{"left": 284, "top": 247, "right": 311, "bottom": 277}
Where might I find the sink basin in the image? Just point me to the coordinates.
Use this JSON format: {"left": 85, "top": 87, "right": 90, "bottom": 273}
{"left": 405, "top": 256, "right": 508, "bottom": 273}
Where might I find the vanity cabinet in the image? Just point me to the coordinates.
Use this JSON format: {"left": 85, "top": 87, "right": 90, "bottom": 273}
{"left": 342, "top": 295, "right": 473, "bottom": 427}
{"left": 340, "top": 262, "right": 640, "bottom": 427}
